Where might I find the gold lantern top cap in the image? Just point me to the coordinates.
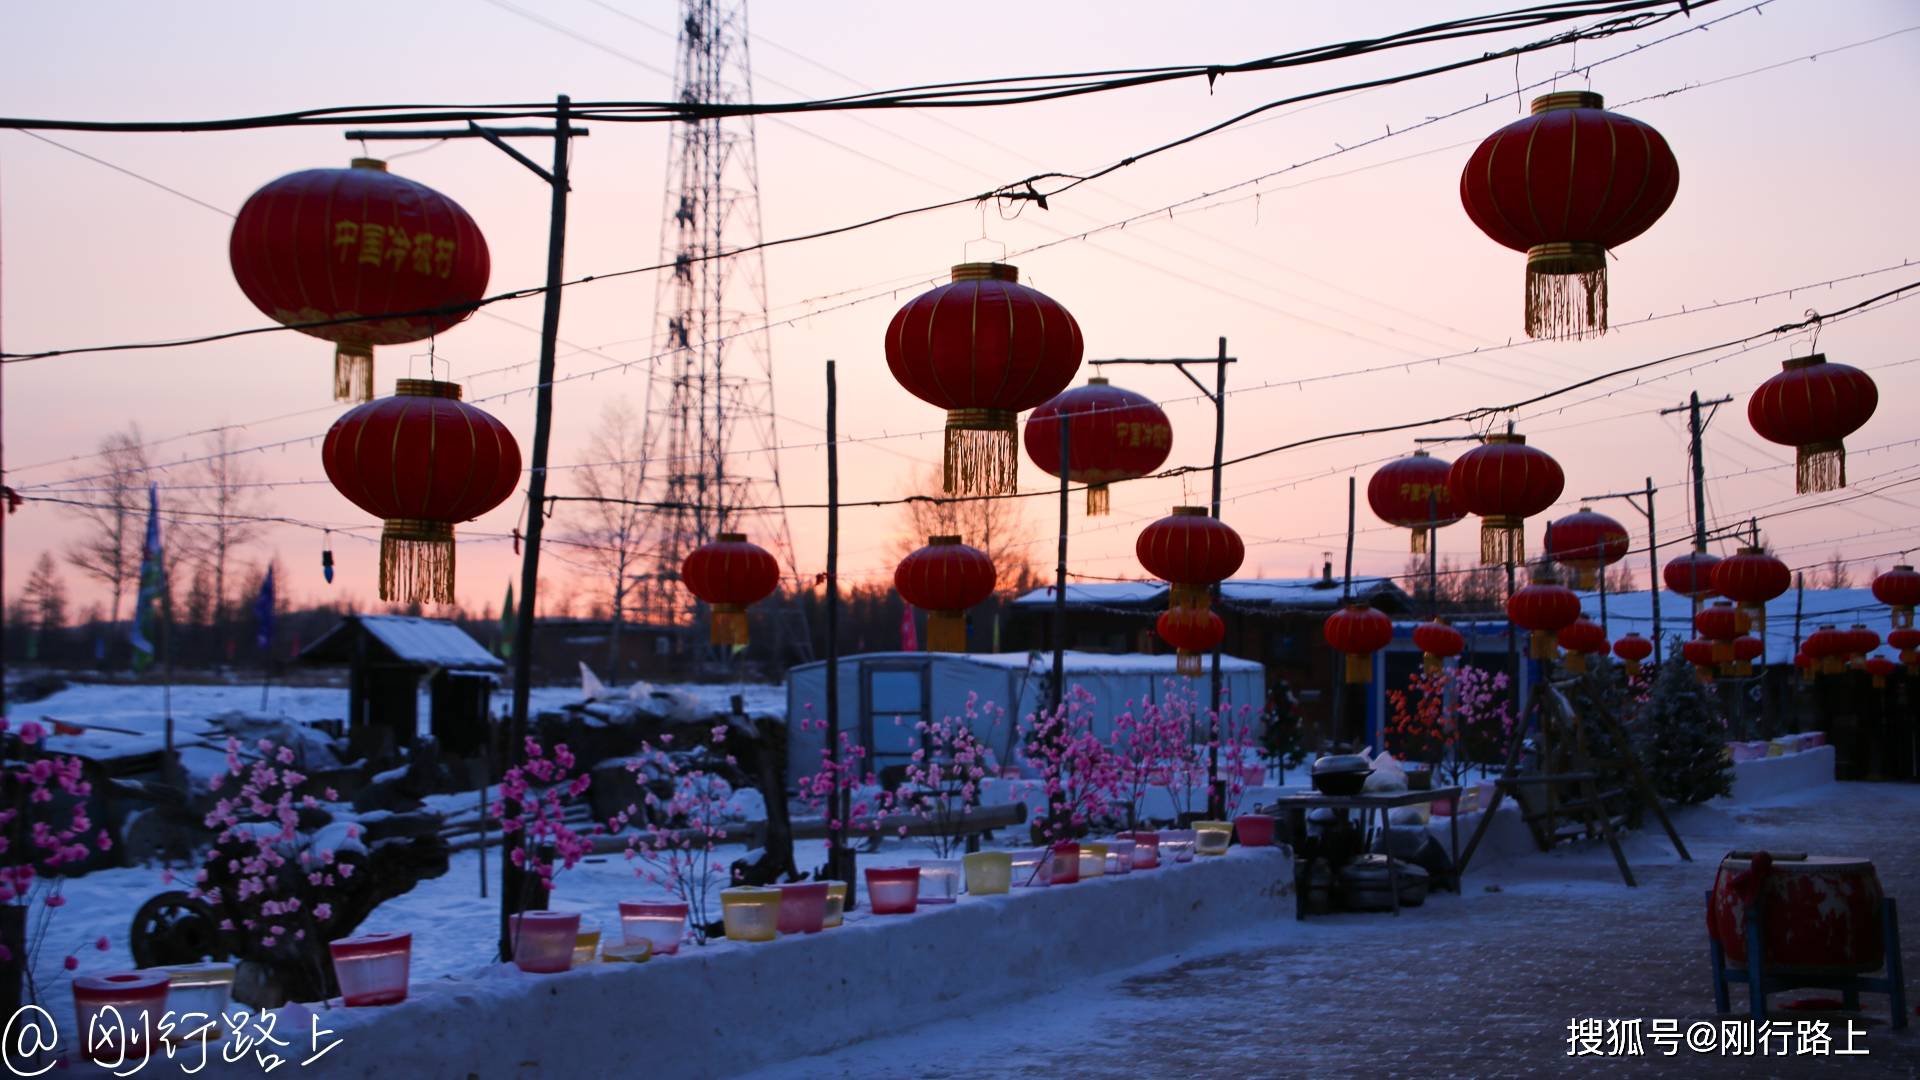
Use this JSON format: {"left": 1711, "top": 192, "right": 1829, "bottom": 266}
{"left": 1782, "top": 353, "right": 1828, "bottom": 371}
{"left": 716, "top": 532, "right": 747, "bottom": 543}
{"left": 1531, "top": 91, "right": 1603, "bottom": 115}
{"left": 927, "top": 535, "right": 962, "bottom": 546}
{"left": 394, "top": 379, "right": 462, "bottom": 400}
{"left": 1170, "top": 506, "right": 1211, "bottom": 517}
{"left": 351, "top": 157, "right": 389, "bottom": 172}
{"left": 950, "top": 262, "right": 1019, "bottom": 283}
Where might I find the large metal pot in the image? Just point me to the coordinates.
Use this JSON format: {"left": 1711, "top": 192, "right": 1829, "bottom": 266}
{"left": 1311, "top": 754, "right": 1373, "bottom": 796}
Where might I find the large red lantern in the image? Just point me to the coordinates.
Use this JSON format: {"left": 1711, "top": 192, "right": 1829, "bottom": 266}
{"left": 1135, "top": 508, "right": 1244, "bottom": 612}
{"left": 1557, "top": 616, "right": 1608, "bottom": 674}
{"left": 1412, "top": 618, "right": 1465, "bottom": 674}
{"left": 1748, "top": 355, "right": 1877, "bottom": 493}
{"left": 1887, "top": 627, "right": 1920, "bottom": 672}
{"left": 1613, "top": 632, "right": 1653, "bottom": 677}
{"left": 884, "top": 262, "right": 1084, "bottom": 494}
{"left": 1864, "top": 656, "right": 1899, "bottom": 688}
{"left": 1663, "top": 550, "right": 1721, "bottom": 605}
{"left": 1872, "top": 565, "right": 1920, "bottom": 629}
{"left": 681, "top": 534, "right": 781, "bottom": 647}
{"left": 1367, "top": 450, "right": 1463, "bottom": 553}
{"left": 1844, "top": 625, "right": 1881, "bottom": 665}
{"left": 1024, "top": 378, "right": 1171, "bottom": 515}
{"left": 1729, "top": 635, "right": 1764, "bottom": 678}
{"left": 894, "top": 536, "right": 997, "bottom": 653}
{"left": 232, "top": 159, "right": 490, "bottom": 402}
{"left": 1460, "top": 91, "right": 1679, "bottom": 340}
{"left": 1447, "top": 433, "right": 1565, "bottom": 565}
{"left": 1803, "top": 625, "right": 1849, "bottom": 676}
{"left": 1545, "top": 507, "right": 1629, "bottom": 589}
{"left": 1713, "top": 546, "right": 1791, "bottom": 636}
{"left": 1323, "top": 604, "right": 1392, "bottom": 684}
{"left": 1157, "top": 608, "right": 1226, "bottom": 677}
{"left": 1794, "top": 651, "right": 1815, "bottom": 685}
{"left": 1507, "top": 569, "right": 1582, "bottom": 660}
{"left": 1694, "top": 601, "right": 1751, "bottom": 664}
{"left": 1681, "top": 638, "right": 1719, "bottom": 683}
{"left": 321, "top": 379, "right": 519, "bottom": 604}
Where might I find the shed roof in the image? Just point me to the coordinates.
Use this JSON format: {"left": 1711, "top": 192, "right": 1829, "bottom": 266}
{"left": 1010, "top": 575, "right": 1409, "bottom": 611}
{"left": 298, "top": 615, "right": 505, "bottom": 672}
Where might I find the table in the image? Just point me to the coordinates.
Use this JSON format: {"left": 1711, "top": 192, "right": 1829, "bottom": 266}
{"left": 1266, "top": 787, "right": 1462, "bottom": 920}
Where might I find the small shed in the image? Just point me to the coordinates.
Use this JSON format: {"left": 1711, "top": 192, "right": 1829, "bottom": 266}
{"left": 783, "top": 650, "right": 1266, "bottom": 790}
{"left": 298, "top": 615, "right": 505, "bottom": 761}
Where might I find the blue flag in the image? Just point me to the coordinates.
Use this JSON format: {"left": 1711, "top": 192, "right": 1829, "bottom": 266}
{"left": 128, "top": 483, "right": 165, "bottom": 671}
{"left": 255, "top": 564, "right": 276, "bottom": 652}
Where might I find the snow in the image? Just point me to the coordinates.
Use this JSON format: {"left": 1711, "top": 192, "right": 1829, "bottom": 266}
{"left": 1007, "top": 575, "right": 1405, "bottom": 609}
{"left": 1726, "top": 743, "right": 1836, "bottom": 803}
{"left": 1569, "top": 587, "right": 1893, "bottom": 665}
{"left": 303, "top": 614, "right": 504, "bottom": 671}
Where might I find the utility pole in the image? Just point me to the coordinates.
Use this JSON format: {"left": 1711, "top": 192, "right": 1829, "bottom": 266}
{"left": 1090, "top": 339, "right": 1235, "bottom": 815}
{"left": 350, "top": 98, "right": 588, "bottom": 962}
{"left": 1585, "top": 478, "right": 1662, "bottom": 664}
{"left": 1660, "top": 391, "right": 1734, "bottom": 554}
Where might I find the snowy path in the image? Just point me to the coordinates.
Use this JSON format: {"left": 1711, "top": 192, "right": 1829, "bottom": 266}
{"left": 742, "top": 784, "right": 1920, "bottom": 1079}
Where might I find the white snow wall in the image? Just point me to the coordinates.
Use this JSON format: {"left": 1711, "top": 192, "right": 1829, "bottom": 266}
{"left": 265, "top": 848, "right": 1294, "bottom": 1079}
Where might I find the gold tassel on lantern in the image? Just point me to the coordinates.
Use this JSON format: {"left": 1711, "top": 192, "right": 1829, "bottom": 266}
{"left": 335, "top": 343, "right": 374, "bottom": 403}
{"left": 943, "top": 409, "right": 1017, "bottom": 495}
{"left": 1086, "top": 483, "right": 1110, "bottom": 516}
{"left": 1481, "top": 515, "right": 1524, "bottom": 566}
{"left": 1343, "top": 653, "right": 1373, "bottom": 684}
{"left": 1422, "top": 653, "right": 1444, "bottom": 675}
{"left": 1525, "top": 241, "right": 1608, "bottom": 341}
{"left": 926, "top": 610, "right": 967, "bottom": 653}
{"left": 710, "top": 603, "right": 750, "bottom": 647}
{"left": 1571, "top": 565, "right": 1599, "bottom": 590}
{"left": 1796, "top": 440, "right": 1845, "bottom": 494}
{"left": 1170, "top": 584, "right": 1211, "bottom": 612}
{"left": 1565, "top": 653, "right": 1588, "bottom": 675}
{"left": 1177, "top": 649, "right": 1204, "bottom": 677}
{"left": 1410, "top": 528, "right": 1428, "bottom": 555}
{"left": 379, "top": 519, "right": 454, "bottom": 604}
{"left": 1695, "top": 665, "right": 1715, "bottom": 685}
{"left": 1529, "top": 630, "right": 1558, "bottom": 660}
{"left": 1624, "top": 658, "right": 1642, "bottom": 678}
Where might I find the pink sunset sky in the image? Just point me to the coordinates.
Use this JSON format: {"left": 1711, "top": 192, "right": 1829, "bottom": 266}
{"left": 4, "top": 0, "right": 1918, "bottom": 624}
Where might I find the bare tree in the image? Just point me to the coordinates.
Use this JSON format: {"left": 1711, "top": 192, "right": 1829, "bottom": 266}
{"left": 890, "top": 465, "right": 1039, "bottom": 596}
{"left": 22, "top": 552, "right": 68, "bottom": 635}
{"left": 1820, "top": 552, "right": 1853, "bottom": 590}
{"left": 62, "top": 425, "right": 150, "bottom": 631}
{"left": 562, "top": 400, "right": 650, "bottom": 671}
{"left": 186, "top": 429, "right": 266, "bottom": 646}
{"left": 1605, "top": 562, "right": 1638, "bottom": 594}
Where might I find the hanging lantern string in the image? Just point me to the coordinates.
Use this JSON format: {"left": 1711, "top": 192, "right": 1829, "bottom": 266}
{"left": 2, "top": 2, "right": 1771, "bottom": 369}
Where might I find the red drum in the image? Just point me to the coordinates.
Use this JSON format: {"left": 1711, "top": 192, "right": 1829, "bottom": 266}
{"left": 1708, "top": 853, "right": 1884, "bottom": 974}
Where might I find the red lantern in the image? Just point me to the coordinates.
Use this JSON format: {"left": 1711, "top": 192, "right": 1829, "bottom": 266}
{"left": 1872, "top": 565, "right": 1920, "bottom": 629}
{"left": 1323, "top": 604, "right": 1392, "bottom": 684}
{"left": 1803, "top": 625, "right": 1849, "bottom": 676}
{"left": 1682, "top": 637, "right": 1718, "bottom": 683}
{"left": 1447, "top": 433, "right": 1565, "bottom": 565}
{"left": 1613, "top": 632, "right": 1653, "bottom": 677}
{"left": 1157, "top": 608, "right": 1226, "bottom": 677}
{"left": 894, "top": 536, "right": 997, "bottom": 653}
{"left": 1506, "top": 572, "right": 1582, "bottom": 660}
{"left": 681, "top": 534, "right": 780, "bottom": 646}
{"left": 1748, "top": 355, "right": 1877, "bottom": 494}
{"left": 1864, "top": 656, "right": 1898, "bottom": 689}
{"left": 1545, "top": 507, "right": 1629, "bottom": 589}
{"left": 1367, "top": 450, "right": 1463, "bottom": 553}
{"left": 1663, "top": 550, "right": 1722, "bottom": 604}
{"left": 884, "top": 262, "right": 1084, "bottom": 494}
{"left": 1713, "top": 546, "right": 1791, "bottom": 636}
{"left": 1729, "top": 635, "right": 1765, "bottom": 678}
{"left": 1557, "top": 616, "right": 1608, "bottom": 674}
{"left": 1844, "top": 625, "right": 1881, "bottom": 665}
{"left": 1024, "top": 378, "right": 1171, "bottom": 516}
{"left": 1412, "top": 618, "right": 1465, "bottom": 674}
{"left": 1793, "top": 651, "right": 1814, "bottom": 684}
{"left": 232, "top": 159, "right": 490, "bottom": 402}
{"left": 321, "top": 379, "right": 519, "bottom": 603}
{"left": 1694, "top": 601, "right": 1751, "bottom": 664}
{"left": 1887, "top": 627, "right": 1920, "bottom": 672}
{"left": 1460, "top": 91, "right": 1679, "bottom": 340}
{"left": 1135, "top": 508, "right": 1244, "bottom": 612}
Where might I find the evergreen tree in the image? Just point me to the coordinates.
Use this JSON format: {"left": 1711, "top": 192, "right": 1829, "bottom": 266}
{"left": 1628, "top": 645, "right": 1732, "bottom": 805}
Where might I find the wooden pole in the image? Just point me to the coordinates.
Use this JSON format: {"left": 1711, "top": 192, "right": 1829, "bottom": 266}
{"left": 1646, "top": 478, "right": 1662, "bottom": 665}
{"left": 824, "top": 360, "right": 853, "bottom": 898}
{"left": 1206, "top": 337, "right": 1228, "bottom": 817}
{"left": 1050, "top": 408, "right": 1070, "bottom": 712}
{"left": 1426, "top": 491, "right": 1439, "bottom": 618}
{"left": 502, "top": 95, "right": 573, "bottom": 961}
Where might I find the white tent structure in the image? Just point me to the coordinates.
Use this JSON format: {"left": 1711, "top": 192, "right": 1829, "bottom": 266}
{"left": 783, "top": 650, "right": 1265, "bottom": 790}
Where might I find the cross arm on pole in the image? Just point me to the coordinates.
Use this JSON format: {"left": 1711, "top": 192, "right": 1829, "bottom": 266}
{"left": 1089, "top": 355, "right": 1235, "bottom": 403}
{"left": 341, "top": 124, "right": 589, "bottom": 188}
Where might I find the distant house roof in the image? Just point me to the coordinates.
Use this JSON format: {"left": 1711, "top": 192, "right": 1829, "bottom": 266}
{"left": 1010, "top": 575, "right": 1411, "bottom": 612}
{"left": 298, "top": 615, "right": 505, "bottom": 672}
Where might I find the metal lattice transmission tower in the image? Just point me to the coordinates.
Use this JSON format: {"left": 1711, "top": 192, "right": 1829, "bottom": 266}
{"left": 636, "top": 0, "right": 805, "bottom": 657}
